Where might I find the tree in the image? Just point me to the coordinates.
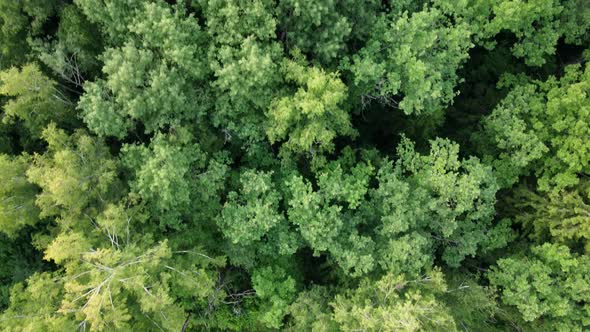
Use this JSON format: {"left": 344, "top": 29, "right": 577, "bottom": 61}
{"left": 0, "top": 154, "right": 39, "bottom": 237}
{"left": 251, "top": 266, "right": 297, "bottom": 329}
{"left": 343, "top": 8, "right": 473, "bottom": 115}
{"left": 73, "top": 0, "right": 144, "bottom": 44}
{"left": 266, "top": 55, "right": 356, "bottom": 161}
{"left": 218, "top": 169, "right": 299, "bottom": 269}
{"left": 26, "top": 124, "right": 121, "bottom": 225}
{"left": 0, "top": 272, "right": 76, "bottom": 331}
{"left": 286, "top": 286, "right": 337, "bottom": 331}
{"left": 483, "top": 62, "right": 590, "bottom": 191}
{"left": 441, "top": 271, "right": 509, "bottom": 331}
{"left": 201, "top": 0, "right": 283, "bottom": 148}
{"left": 0, "top": 232, "right": 48, "bottom": 310}
{"left": 32, "top": 4, "right": 104, "bottom": 86}
{"left": 0, "top": 64, "right": 74, "bottom": 138}
{"left": 276, "top": 0, "right": 385, "bottom": 64}
{"left": 508, "top": 180, "right": 590, "bottom": 252}
{"left": 276, "top": 0, "right": 351, "bottom": 63}
{"left": 122, "top": 128, "right": 205, "bottom": 228}
{"left": 436, "top": 0, "right": 590, "bottom": 66}
{"left": 2, "top": 237, "right": 222, "bottom": 331}
{"left": 1, "top": 1, "right": 590, "bottom": 330}
{"left": 489, "top": 243, "right": 590, "bottom": 331}
{"left": 286, "top": 152, "right": 375, "bottom": 277}
{"left": 0, "top": 0, "right": 64, "bottom": 69}
{"left": 77, "top": 1, "right": 209, "bottom": 138}
{"left": 332, "top": 269, "right": 457, "bottom": 331}
{"left": 221, "top": 171, "right": 280, "bottom": 245}
{"left": 371, "top": 137, "right": 512, "bottom": 274}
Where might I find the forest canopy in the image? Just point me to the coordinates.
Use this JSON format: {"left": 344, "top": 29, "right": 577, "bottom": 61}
{"left": 0, "top": 0, "right": 589, "bottom": 331}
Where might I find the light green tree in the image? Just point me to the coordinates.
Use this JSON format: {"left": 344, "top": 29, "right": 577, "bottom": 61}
{"left": 0, "top": 154, "right": 39, "bottom": 237}
{"left": 332, "top": 269, "right": 457, "bottom": 331}
{"left": 0, "top": 64, "right": 74, "bottom": 137}
{"left": 509, "top": 180, "right": 590, "bottom": 252}
{"left": 483, "top": 63, "right": 590, "bottom": 191}
{"left": 26, "top": 124, "right": 121, "bottom": 225}
{"left": 489, "top": 243, "right": 590, "bottom": 331}
{"left": 267, "top": 56, "right": 356, "bottom": 161}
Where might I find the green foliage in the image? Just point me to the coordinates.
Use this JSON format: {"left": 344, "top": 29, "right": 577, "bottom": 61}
{"left": 267, "top": 57, "right": 356, "bottom": 159}
{"left": 344, "top": 8, "right": 473, "bottom": 115}
{"left": 0, "top": 233, "right": 47, "bottom": 310}
{"left": 78, "top": 1, "right": 208, "bottom": 138}
{"left": 57, "top": 241, "right": 216, "bottom": 331}
{"left": 489, "top": 243, "right": 590, "bottom": 331}
{"left": 286, "top": 155, "right": 375, "bottom": 276}
{"left": 486, "top": 0, "right": 563, "bottom": 66}
{"left": 277, "top": 0, "right": 351, "bottom": 63}
{"left": 560, "top": 0, "right": 590, "bottom": 44}
{"left": 26, "top": 124, "right": 121, "bottom": 224}
{"left": 438, "top": 0, "right": 590, "bottom": 66}
{"left": 0, "top": 0, "right": 63, "bottom": 69}
{"left": 286, "top": 286, "right": 337, "bottom": 331}
{"left": 79, "top": 43, "right": 203, "bottom": 138}
{"left": 220, "top": 170, "right": 283, "bottom": 245}
{"left": 332, "top": 269, "right": 457, "bottom": 331}
{"left": 372, "top": 137, "right": 511, "bottom": 273}
{"left": 73, "top": 0, "right": 144, "bottom": 44}
{"left": 217, "top": 169, "right": 300, "bottom": 270}
{"left": 251, "top": 266, "right": 297, "bottom": 329}
{"left": 0, "top": 64, "right": 73, "bottom": 137}
{"left": 1, "top": 272, "right": 75, "bottom": 331}
{"left": 1, "top": 1, "right": 590, "bottom": 331}
{"left": 442, "top": 272, "right": 507, "bottom": 331}
{"left": 13, "top": 239, "right": 218, "bottom": 331}
{"left": 509, "top": 181, "right": 590, "bottom": 252}
{"left": 33, "top": 4, "right": 103, "bottom": 83}
{"left": 484, "top": 63, "right": 590, "bottom": 191}
{"left": 122, "top": 129, "right": 206, "bottom": 228}
{"left": 0, "top": 154, "right": 39, "bottom": 237}
{"left": 202, "top": 0, "right": 282, "bottom": 146}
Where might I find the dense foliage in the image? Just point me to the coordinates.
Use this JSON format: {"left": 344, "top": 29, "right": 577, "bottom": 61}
{"left": 0, "top": 0, "right": 589, "bottom": 331}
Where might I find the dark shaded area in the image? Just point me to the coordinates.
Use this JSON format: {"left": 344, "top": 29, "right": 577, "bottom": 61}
{"left": 0, "top": 226, "right": 55, "bottom": 310}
